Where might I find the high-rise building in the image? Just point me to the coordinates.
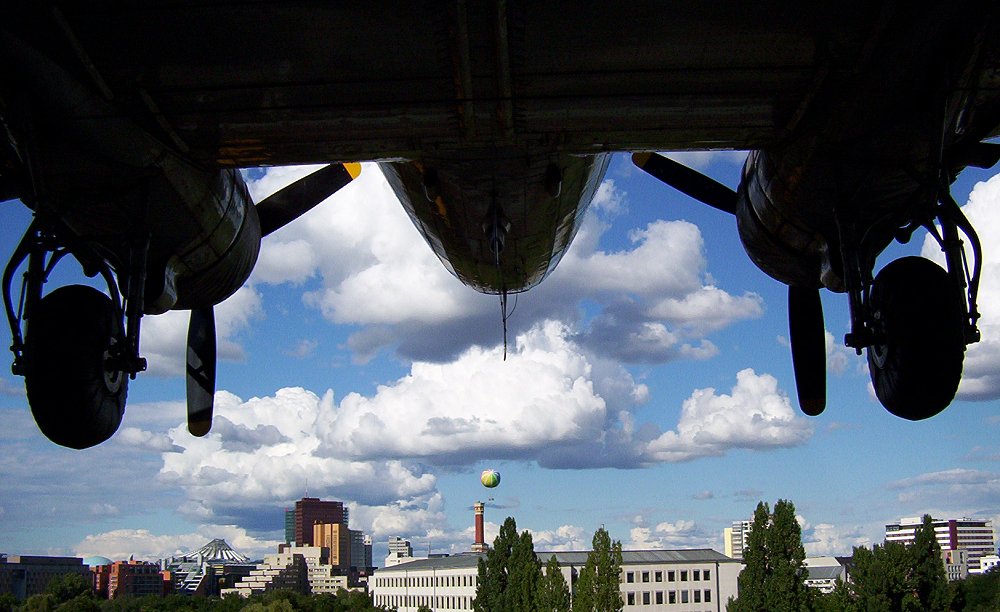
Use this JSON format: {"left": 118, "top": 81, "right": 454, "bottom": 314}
{"left": 294, "top": 498, "right": 348, "bottom": 546}
{"left": 385, "top": 537, "right": 415, "bottom": 567}
{"left": 284, "top": 509, "right": 296, "bottom": 544}
{"left": 724, "top": 521, "right": 752, "bottom": 560}
{"left": 314, "top": 523, "right": 351, "bottom": 570}
{"left": 885, "top": 517, "right": 996, "bottom": 574}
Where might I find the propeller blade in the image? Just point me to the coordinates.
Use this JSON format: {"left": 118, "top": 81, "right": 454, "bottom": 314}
{"left": 632, "top": 152, "right": 738, "bottom": 215}
{"left": 186, "top": 306, "right": 217, "bottom": 437}
{"left": 788, "top": 285, "right": 826, "bottom": 416}
{"left": 257, "top": 162, "right": 362, "bottom": 236}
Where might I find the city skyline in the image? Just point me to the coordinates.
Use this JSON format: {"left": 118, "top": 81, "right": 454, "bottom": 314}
{"left": 2, "top": 152, "right": 998, "bottom": 565}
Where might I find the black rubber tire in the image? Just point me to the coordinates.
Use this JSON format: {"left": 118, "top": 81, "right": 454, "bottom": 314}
{"left": 24, "top": 285, "right": 127, "bottom": 448}
{"left": 867, "top": 257, "right": 965, "bottom": 420}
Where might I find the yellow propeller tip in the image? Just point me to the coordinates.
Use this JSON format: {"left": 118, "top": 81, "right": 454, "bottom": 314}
{"left": 344, "top": 162, "right": 362, "bottom": 180}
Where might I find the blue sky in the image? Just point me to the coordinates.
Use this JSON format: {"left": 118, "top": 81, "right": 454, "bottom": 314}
{"left": 1, "top": 152, "right": 998, "bottom": 564}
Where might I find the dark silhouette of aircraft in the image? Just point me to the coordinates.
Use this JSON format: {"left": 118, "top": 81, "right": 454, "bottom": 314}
{"left": 1, "top": 3, "right": 998, "bottom": 448}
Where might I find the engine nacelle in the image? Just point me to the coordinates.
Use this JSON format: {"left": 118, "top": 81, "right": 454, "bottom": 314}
{"left": 380, "top": 152, "right": 610, "bottom": 294}
{"left": 152, "top": 169, "right": 262, "bottom": 313}
{"left": 735, "top": 150, "right": 833, "bottom": 291}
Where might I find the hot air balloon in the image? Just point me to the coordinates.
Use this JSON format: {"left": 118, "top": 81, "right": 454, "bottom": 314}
{"left": 480, "top": 469, "right": 501, "bottom": 488}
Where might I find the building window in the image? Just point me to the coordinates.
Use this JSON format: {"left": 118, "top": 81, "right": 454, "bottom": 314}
{"left": 704, "top": 589, "right": 712, "bottom": 602}
{"left": 668, "top": 570, "right": 675, "bottom": 582}
{"left": 694, "top": 569, "right": 700, "bottom": 581}
{"left": 642, "top": 571, "right": 649, "bottom": 583}
{"left": 669, "top": 591, "right": 676, "bottom": 604}
{"left": 681, "top": 590, "right": 689, "bottom": 604}
{"left": 656, "top": 591, "right": 663, "bottom": 605}
{"left": 626, "top": 571, "right": 635, "bottom": 583}
{"left": 627, "top": 592, "right": 635, "bottom": 605}
{"left": 694, "top": 590, "right": 701, "bottom": 603}
{"left": 654, "top": 570, "right": 662, "bottom": 582}
{"left": 681, "top": 570, "right": 688, "bottom": 581}
{"left": 704, "top": 569, "right": 711, "bottom": 581}
{"left": 642, "top": 591, "right": 650, "bottom": 605}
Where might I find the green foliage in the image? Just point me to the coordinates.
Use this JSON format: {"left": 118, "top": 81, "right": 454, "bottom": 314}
{"left": 841, "top": 515, "right": 952, "bottom": 612}
{"left": 22, "top": 594, "right": 57, "bottom": 612}
{"left": 537, "top": 556, "right": 570, "bottom": 612}
{"left": 0, "top": 593, "right": 18, "bottom": 612}
{"left": 474, "top": 516, "right": 542, "bottom": 612}
{"left": 45, "top": 574, "right": 94, "bottom": 605}
{"left": 849, "top": 541, "right": 913, "bottom": 611}
{"left": 729, "top": 499, "right": 811, "bottom": 612}
{"left": 571, "top": 527, "right": 623, "bottom": 612}
{"left": 950, "top": 565, "right": 1000, "bottom": 611}
{"left": 911, "top": 514, "right": 950, "bottom": 611}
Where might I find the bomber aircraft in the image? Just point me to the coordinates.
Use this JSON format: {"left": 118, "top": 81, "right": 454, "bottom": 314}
{"left": 1, "top": 2, "right": 998, "bottom": 448}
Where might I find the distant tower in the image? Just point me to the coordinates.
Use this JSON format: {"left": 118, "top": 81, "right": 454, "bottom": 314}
{"left": 472, "top": 501, "right": 488, "bottom": 552}
{"left": 294, "top": 497, "right": 348, "bottom": 546}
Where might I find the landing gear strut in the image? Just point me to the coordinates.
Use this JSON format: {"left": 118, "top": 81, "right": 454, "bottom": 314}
{"left": 3, "top": 220, "right": 147, "bottom": 448}
{"left": 840, "top": 178, "right": 981, "bottom": 420}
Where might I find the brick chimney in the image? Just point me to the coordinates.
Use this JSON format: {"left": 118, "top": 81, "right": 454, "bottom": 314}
{"left": 472, "top": 501, "right": 487, "bottom": 552}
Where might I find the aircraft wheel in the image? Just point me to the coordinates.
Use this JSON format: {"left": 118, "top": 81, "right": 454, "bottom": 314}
{"left": 24, "top": 285, "right": 127, "bottom": 448}
{"left": 866, "top": 257, "right": 964, "bottom": 420}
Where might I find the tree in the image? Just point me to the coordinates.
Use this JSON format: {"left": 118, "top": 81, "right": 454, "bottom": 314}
{"left": 45, "top": 573, "right": 94, "bottom": 604}
{"left": 537, "top": 556, "right": 570, "bottom": 612}
{"left": 572, "top": 527, "right": 623, "bottom": 612}
{"left": 961, "top": 565, "right": 1000, "bottom": 611}
{"left": 848, "top": 541, "right": 913, "bottom": 611}
{"left": 507, "top": 529, "right": 542, "bottom": 610}
{"left": 843, "top": 515, "right": 951, "bottom": 612}
{"left": 474, "top": 516, "right": 542, "bottom": 611}
{"left": 910, "top": 514, "right": 950, "bottom": 611}
{"left": 730, "top": 499, "right": 811, "bottom": 612}
{"left": 0, "top": 593, "right": 17, "bottom": 612}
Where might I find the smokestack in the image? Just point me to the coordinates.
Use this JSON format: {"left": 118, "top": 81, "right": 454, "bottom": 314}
{"left": 472, "top": 501, "right": 487, "bottom": 552}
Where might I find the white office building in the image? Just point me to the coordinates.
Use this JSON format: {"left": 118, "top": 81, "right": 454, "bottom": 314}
{"left": 370, "top": 549, "right": 740, "bottom": 611}
{"left": 885, "top": 517, "right": 996, "bottom": 574}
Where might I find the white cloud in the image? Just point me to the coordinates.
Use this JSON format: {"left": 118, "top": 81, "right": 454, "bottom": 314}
{"left": 627, "top": 520, "right": 718, "bottom": 550}
{"left": 887, "top": 468, "right": 1000, "bottom": 510}
{"left": 74, "top": 525, "right": 281, "bottom": 561}
{"left": 921, "top": 173, "right": 1000, "bottom": 400}
{"left": 139, "top": 285, "right": 263, "bottom": 376}
{"left": 530, "top": 524, "right": 591, "bottom": 552}
{"left": 663, "top": 151, "right": 748, "bottom": 170}
{"left": 240, "top": 164, "right": 763, "bottom": 366}
{"left": 800, "top": 519, "right": 872, "bottom": 556}
{"left": 150, "top": 324, "right": 810, "bottom": 538}
{"left": 643, "top": 369, "right": 813, "bottom": 463}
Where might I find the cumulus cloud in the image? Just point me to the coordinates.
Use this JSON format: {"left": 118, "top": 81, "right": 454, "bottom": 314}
{"left": 887, "top": 468, "right": 1000, "bottom": 510}
{"left": 800, "top": 519, "right": 873, "bottom": 556}
{"left": 139, "top": 285, "right": 263, "bottom": 376}
{"left": 642, "top": 369, "right": 813, "bottom": 463}
{"left": 627, "top": 520, "right": 718, "bottom": 550}
{"left": 150, "top": 322, "right": 809, "bottom": 542}
{"left": 922, "top": 173, "right": 1000, "bottom": 400}
{"left": 74, "top": 525, "right": 281, "bottom": 561}
{"left": 241, "top": 164, "right": 762, "bottom": 365}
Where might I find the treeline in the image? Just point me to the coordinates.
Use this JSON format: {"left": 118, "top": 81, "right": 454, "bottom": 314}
{"left": 0, "top": 574, "right": 387, "bottom": 612}
{"left": 474, "top": 516, "right": 622, "bottom": 612}
{"left": 730, "top": 499, "right": 1000, "bottom": 612}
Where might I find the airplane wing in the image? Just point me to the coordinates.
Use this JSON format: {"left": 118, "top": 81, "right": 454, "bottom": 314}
{"left": 11, "top": 2, "right": 997, "bottom": 169}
